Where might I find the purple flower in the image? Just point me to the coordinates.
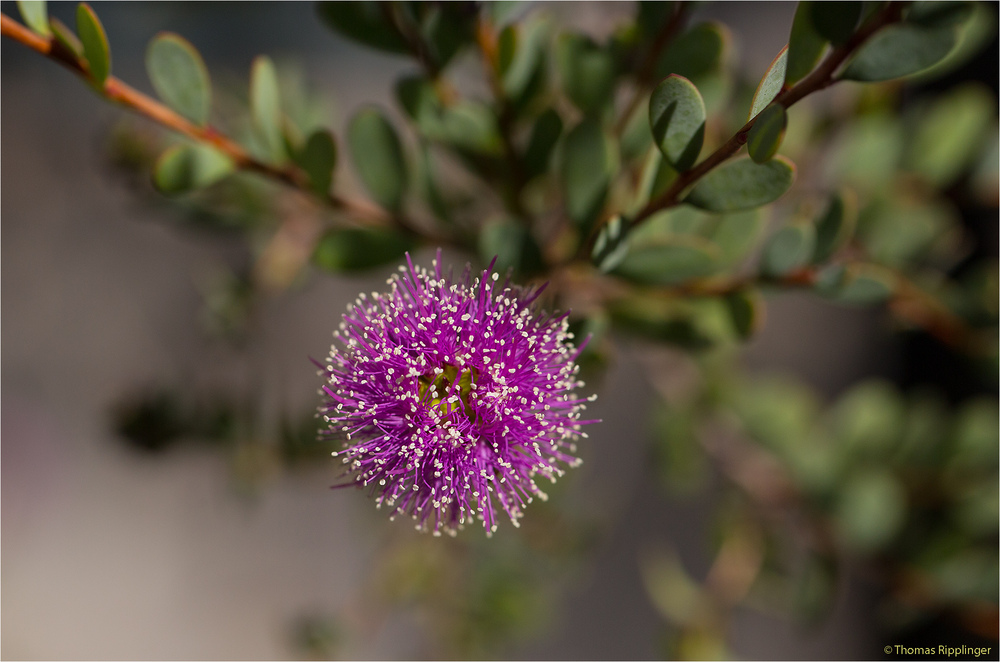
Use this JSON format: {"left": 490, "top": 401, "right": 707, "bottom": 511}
{"left": 318, "top": 251, "right": 596, "bottom": 536}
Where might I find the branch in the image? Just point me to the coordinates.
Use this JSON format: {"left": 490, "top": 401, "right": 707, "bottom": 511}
{"left": 0, "top": 11, "right": 443, "bottom": 242}
{"left": 623, "top": 2, "right": 906, "bottom": 234}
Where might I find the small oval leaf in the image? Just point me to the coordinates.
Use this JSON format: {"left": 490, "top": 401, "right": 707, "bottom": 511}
{"left": 811, "top": 190, "right": 857, "bottom": 263}
{"left": 747, "top": 103, "right": 787, "bottom": 163}
{"left": 613, "top": 238, "right": 720, "bottom": 285}
{"left": 834, "top": 264, "right": 896, "bottom": 304}
{"left": 809, "top": 2, "right": 862, "bottom": 45}
{"left": 347, "top": 108, "right": 408, "bottom": 211}
{"left": 557, "top": 33, "right": 615, "bottom": 116}
{"left": 524, "top": 107, "right": 563, "bottom": 180}
{"left": 294, "top": 129, "right": 337, "bottom": 196}
{"left": 649, "top": 75, "right": 706, "bottom": 172}
{"left": 153, "top": 143, "right": 235, "bottom": 194}
{"left": 478, "top": 219, "right": 545, "bottom": 278}
{"left": 146, "top": 33, "right": 212, "bottom": 126}
{"left": 315, "top": 1, "right": 408, "bottom": 53}
{"left": 749, "top": 45, "right": 788, "bottom": 119}
{"left": 654, "top": 22, "right": 729, "bottom": 83}
{"left": 840, "top": 23, "right": 959, "bottom": 82}
{"left": 686, "top": 156, "right": 796, "bottom": 213}
{"left": 761, "top": 224, "right": 816, "bottom": 276}
{"left": 50, "top": 17, "right": 83, "bottom": 59}
{"left": 76, "top": 3, "right": 110, "bottom": 86}
{"left": 17, "top": 0, "right": 50, "bottom": 37}
{"left": 591, "top": 214, "right": 631, "bottom": 273}
{"left": 313, "top": 228, "right": 415, "bottom": 272}
{"left": 561, "top": 118, "right": 614, "bottom": 229}
{"left": 725, "top": 289, "right": 763, "bottom": 339}
{"left": 251, "top": 56, "right": 284, "bottom": 163}
{"left": 785, "top": 2, "right": 828, "bottom": 86}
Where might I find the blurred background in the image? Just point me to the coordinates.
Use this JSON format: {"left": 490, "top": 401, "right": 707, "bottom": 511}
{"left": 2, "top": 2, "right": 997, "bottom": 659}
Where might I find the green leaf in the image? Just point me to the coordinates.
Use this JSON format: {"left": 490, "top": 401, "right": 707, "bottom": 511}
{"left": 17, "top": 1, "right": 50, "bottom": 37}
{"left": 638, "top": 2, "right": 677, "bottom": 42}
{"left": 707, "top": 210, "right": 766, "bottom": 266}
{"left": 785, "top": 2, "right": 828, "bottom": 86}
{"left": 649, "top": 75, "right": 706, "bottom": 172}
{"left": 613, "top": 237, "right": 720, "bottom": 285}
{"left": 524, "top": 108, "right": 563, "bottom": 180}
{"left": 313, "top": 228, "right": 415, "bottom": 272}
{"left": 153, "top": 143, "right": 235, "bottom": 194}
{"left": 686, "top": 156, "right": 796, "bottom": 213}
{"left": 561, "top": 118, "right": 614, "bottom": 229}
{"left": 747, "top": 103, "right": 787, "bottom": 163}
{"left": 857, "top": 196, "right": 956, "bottom": 267}
{"left": 808, "top": 2, "right": 862, "bottom": 45}
{"left": 557, "top": 33, "right": 615, "bottom": 116}
{"left": 835, "top": 469, "right": 907, "bottom": 552}
{"left": 833, "top": 264, "right": 896, "bottom": 304}
{"left": 906, "top": 1, "right": 975, "bottom": 28}
{"left": 499, "top": 15, "right": 550, "bottom": 103}
{"left": 725, "top": 289, "right": 763, "bottom": 339}
{"left": 827, "top": 113, "right": 904, "bottom": 188}
{"left": 76, "top": 3, "right": 110, "bottom": 86}
{"left": 250, "top": 56, "right": 284, "bottom": 163}
{"left": 50, "top": 18, "right": 83, "bottom": 58}
{"left": 293, "top": 129, "right": 336, "bottom": 196}
{"left": 950, "top": 398, "right": 1000, "bottom": 470}
{"left": 907, "top": 83, "right": 995, "bottom": 188}
{"left": 749, "top": 45, "right": 787, "bottom": 120}
{"left": 591, "top": 215, "right": 631, "bottom": 273}
{"left": 347, "top": 108, "right": 408, "bottom": 211}
{"left": 316, "top": 1, "right": 408, "bottom": 54}
{"left": 146, "top": 33, "right": 212, "bottom": 126}
{"left": 840, "top": 23, "right": 959, "bottom": 81}
{"left": 832, "top": 380, "right": 906, "bottom": 457}
{"left": 811, "top": 190, "right": 857, "bottom": 263}
{"left": 478, "top": 219, "right": 545, "bottom": 277}
{"left": 418, "top": 4, "right": 473, "bottom": 69}
{"left": 654, "top": 22, "right": 729, "bottom": 83}
{"left": 416, "top": 141, "right": 451, "bottom": 224}
{"left": 761, "top": 224, "right": 815, "bottom": 276}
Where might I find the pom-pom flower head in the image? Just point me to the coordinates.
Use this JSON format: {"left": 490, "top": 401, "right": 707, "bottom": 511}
{"left": 319, "top": 251, "right": 596, "bottom": 536}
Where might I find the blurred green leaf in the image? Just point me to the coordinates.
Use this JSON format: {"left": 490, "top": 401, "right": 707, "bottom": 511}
{"left": 591, "top": 215, "right": 630, "bottom": 273}
{"left": 313, "top": 228, "right": 415, "bottom": 272}
{"left": 524, "top": 107, "right": 562, "bottom": 180}
{"left": 416, "top": 141, "right": 451, "bottom": 224}
{"left": 50, "top": 17, "right": 83, "bottom": 58}
{"left": 561, "top": 118, "right": 614, "bottom": 229}
{"left": 730, "top": 374, "right": 820, "bottom": 451}
{"left": 895, "top": 390, "right": 949, "bottom": 465}
{"left": 907, "top": 83, "right": 995, "bottom": 188}
{"left": 609, "top": 297, "right": 722, "bottom": 350}
{"left": 749, "top": 46, "right": 787, "bottom": 119}
{"left": 146, "top": 33, "right": 212, "bottom": 126}
{"left": 785, "top": 2, "right": 827, "bottom": 86}
{"left": 952, "top": 478, "right": 999, "bottom": 537}
{"left": 293, "top": 129, "right": 336, "bottom": 196}
{"left": 347, "top": 108, "right": 408, "bottom": 211}
{"left": 154, "top": 143, "right": 235, "bottom": 194}
{"left": 706, "top": 210, "right": 766, "bottom": 266}
{"left": 418, "top": 4, "right": 474, "bottom": 68}
{"left": 76, "top": 3, "right": 110, "bottom": 86}
{"left": 761, "top": 224, "right": 815, "bottom": 277}
{"left": 831, "top": 380, "right": 905, "bottom": 458}
{"left": 832, "top": 264, "right": 896, "bottom": 304}
{"left": 686, "top": 156, "right": 795, "bottom": 213}
{"left": 809, "top": 2, "right": 862, "bottom": 45}
{"left": 794, "top": 553, "right": 838, "bottom": 624}
{"left": 654, "top": 22, "right": 729, "bottom": 84}
{"left": 857, "top": 196, "right": 956, "bottom": 267}
{"left": 250, "top": 55, "right": 285, "bottom": 163}
{"left": 906, "top": 1, "right": 975, "bottom": 27}
{"left": 17, "top": 0, "right": 50, "bottom": 37}
{"left": 614, "top": 237, "right": 720, "bottom": 285}
{"left": 826, "top": 113, "right": 904, "bottom": 188}
{"left": 637, "top": 1, "right": 676, "bottom": 42}
{"left": 811, "top": 190, "right": 857, "bottom": 263}
{"left": 651, "top": 405, "right": 710, "bottom": 494}
{"left": 840, "top": 22, "right": 959, "bottom": 81}
{"left": 924, "top": 548, "right": 1000, "bottom": 602}
{"left": 724, "top": 289, "right": 762, "bottom": 339}
{"left": 949, "top": 398, "right": 1000, "bottom": 471}
{"left": 499, "top": 15, "right": 550, "bottom": 103}
{"left": 479, "top": 218, "right": 545, "bottom": 277}
{"left": 557, "top": 33, "right": 615, "bottom": 116}
{"left": 747, "top": 103, "right": 787, "bottom": 163}
{"left": 835, "top": 468, "right": 907, "bottom": 552}
{"left": 649, "top": 74, "right": 706, "bottom": 172}
{"left": 316, "top": 1, "right": 408, "bottom": 53}
{"left": 641, "top": 548, "right": 703, "bottom": 624}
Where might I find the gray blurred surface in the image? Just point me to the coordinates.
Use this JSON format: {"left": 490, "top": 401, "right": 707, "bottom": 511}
{"left": 3, "top": 3, "right": 885, "bottom": 659}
